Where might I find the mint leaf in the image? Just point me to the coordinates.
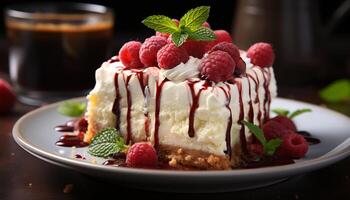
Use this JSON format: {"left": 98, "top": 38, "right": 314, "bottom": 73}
{"left": 88, "top": 143, "right": 120, "bottom": 158}
{"left": 187, "top": 27, "right": 216, "bottom": 41}
{"left": 242, "top": 121, "right": 266, "bottom": 146}
{"left": 242, "top": 120, "right": 282, "bottom": 156}
{"left": 57, "top": 101, "right": 86, "bottom": 117}
{"left": 179, "top": 6, "right": 210, "bottom": 29}
{"left": 289, "top": 108, "right": 312, "bottom": 119}
{"left": 142, "top": 15, "right": 179, "bottom": 34}
{"left": 88, "top": 128, "right": 127, "bottom": 158}
{"left": 320, "top": 79, "right": 350, "bottom": 103}
{"left": 171, "top": 32, "right": 188, "bottom": 46}
{"left": 265, "top": 139, "right": 282, "bottom": 156}
{"left": 272, "top": 108, "right": 290, "bottom": 117}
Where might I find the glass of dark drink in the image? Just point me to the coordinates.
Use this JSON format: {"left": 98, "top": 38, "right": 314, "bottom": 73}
{"left": 5, "top": 3, "right": 114, "bottom": 105}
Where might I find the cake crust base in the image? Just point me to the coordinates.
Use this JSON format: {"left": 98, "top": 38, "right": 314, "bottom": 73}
{"left": 158, "top": 145, "right": 239, "bottom": 170}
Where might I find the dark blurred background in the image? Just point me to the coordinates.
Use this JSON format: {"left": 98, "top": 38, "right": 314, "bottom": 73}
{"left": 0, "top": 0, "right": 349, "bottom": 88}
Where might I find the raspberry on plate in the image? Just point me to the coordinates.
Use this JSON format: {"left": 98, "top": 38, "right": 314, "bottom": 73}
{"left": 126, "top": 142, "right": 158, "bottom": 168}
{"left": 205, "top": 30, "right": 232, "bottom": 51}
{"left": 0, "top": 79, "right": 16, "bottom": 113}
{"left": 262, "top": 120, "right": 290, "bottom": 140}
{"left": 139, "top": 36, "right": 168, "bottom": 67}
{"left": 247, "top": 42, "right": 275, "bottom": 68}
{"left": 182, "top": 40, "right": 207, "bottom": 58}
{"left": 209, "top": 42, "right": 240, "bottom": 63}
{"left": 276, "top": 133, "right": 308, "bottom": 159}
{"left": 199, "top": 50, "right": 235, "bottom": 83}
{"left": 269, "top": 116, "right": 297, "bottom": 131}
{"left": 119, "top": 41, "right": 144, "bottom": 69}
{"left": 157, "top": 43, "right": 189, "bottom": 69}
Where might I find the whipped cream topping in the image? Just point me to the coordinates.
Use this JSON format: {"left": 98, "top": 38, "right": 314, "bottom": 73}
{"left": 160, "top": 56, "right": 201, "bottom": 81}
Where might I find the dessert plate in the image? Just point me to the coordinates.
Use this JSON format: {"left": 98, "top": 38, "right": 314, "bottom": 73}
{"left": 13, "top": 97, "right": 350, "bottom": 193}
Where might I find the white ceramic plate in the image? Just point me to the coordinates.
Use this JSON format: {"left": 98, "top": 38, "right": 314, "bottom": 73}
{"left": 13, "top": 97, "right": 350, "bottom": 193}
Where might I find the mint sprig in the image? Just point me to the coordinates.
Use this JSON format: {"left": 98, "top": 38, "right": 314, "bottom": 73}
{"left": 179, "top": 6, "right": 210, "bottom": 29}
{"left": 272, "top": 108, "right": 312, "bottom": 119}
{"left": 142, "top": 15, "right": 179, "bottom": 34}
{"left": 88, "top": 128, "right": 127, "bottom": 158}
{"left": 320, "top": 79, "right": 350, "bottom": 103}
{"left": 57, "top": 101, "right": 86, "bottom": 117}
{"left": 142, "top": 6, "right": 216, "bottom": 46}
{"left": 242, "top": 121, "right": 282, "bottom": 156}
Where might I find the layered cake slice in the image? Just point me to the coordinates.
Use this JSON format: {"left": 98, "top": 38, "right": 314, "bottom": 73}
{"left": 84, "top": 7, "right": 278, "bottom": 169}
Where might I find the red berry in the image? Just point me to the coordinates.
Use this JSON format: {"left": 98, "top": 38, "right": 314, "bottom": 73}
{"left": 270, "top": 116, "right": 297, "bottom": 131}
{"left": 126, "top": 142, "right": 158, "bottom": 168}
{"left": 249, "top": 143, "right": 264, "bottom": 157}
{"left": 205, "top": 30, "right": 232, "bottom": 51}
{"left": 262, "top": 120, "right": 290, "bottom": 140}
{"left": 156, "top": 19, "right": 179, "bottom": 38}
{"left": 119, "top": 41, "right": 144, "bottom": 69}
{"left": 0, "top": 79, "right": 16, "bottom": 113}
{"left": 200, "top": 50, "right": 235, "bottom": 83}
{"left": 202, "top": 21, "right": 211, "bottom": 28}
{"left": 209, "top": 42, "right": 240, "bottom": 63}
{"left": 234, "top": 57, "right": 246, "bottom": 76}
{"left": 157, "top": 43, "right": 189, "bottom": 69}
{"left": 182, "top": 40, "right": 207, "bottom": 58}
{"left": 156, "top": 32, "right": 170, "bottom": 38}
{"left": 247, "top": 42, "right": 275, "bottom": 68}
{"left": 139, "top": 36, "right": 168, "bottom": 67}
{"left": 276, "top": 133, "right": 308, "bottom": 159}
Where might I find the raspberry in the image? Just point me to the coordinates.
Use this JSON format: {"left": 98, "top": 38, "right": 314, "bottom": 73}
{"left": 270, "top": 116, "right": 297, "bottom": 131}
{"left": 182, "top": 40, "right": 207, "bottom": 58}
{"left": 234, "top": 57, "right": 246, "bottom": 76}
{"left": 262, "top": 120, "right": 290, "bottom": 140}
{"left": 0, "top": 79, "right": 16, "bottom": 113}
{"left": 157, "top": 43, "right": 189, "bottom": 69}
{"left": 202, "top": 21, "right": 211, "bottom": 28}
{"left": 276, "top": 133, "right": 308, "bottom": 159}
{"left": 205, "top": 30, "right": 232, "bottom": 51}
{"left": 209, "top": 42, "right": 240, "bottom": 63}
{"left": 139, "top": 36, "right": 168, "bottom": 67}
{"left": 156, "top": 19, "right": 179, "bottom": 38}
{"left": 119, "top": 41, "right": 144, "bottom": 69}
{"left": 126, "top": 142, "right": 158, "bottom": 168}
{"left": 200, "top": 50, "right": 235, "bottom": 83}
{"left": 247, "top": 42, "right": 275, "bottom": 68}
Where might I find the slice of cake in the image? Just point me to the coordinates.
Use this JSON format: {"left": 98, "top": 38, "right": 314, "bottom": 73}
{"left": 84, "top": 7, "right": 277, "bottom": 170}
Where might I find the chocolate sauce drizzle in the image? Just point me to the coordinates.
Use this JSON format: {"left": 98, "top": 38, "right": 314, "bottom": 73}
{"left": 219, "top": 84, "right": 233, "bottom": 158}
{"left": 154, "top": 79, "right": 168, "bottom": 149}
{"left": 124, "top": 74, "right": 133, "bottom": 144}
{"left": 237, "top": 81, "right": 248, "bottom": 154}
{"left": 187, "top": 80, "right": 208, "bottom": 138}
{"left": 112, "top": 73, "right": 121, "bottom": 132}
{"left": 54, "top": 118, "right": 88, "bottom": 148}
{"left": 261, "top": 68, "right": 271, "bottom": 122}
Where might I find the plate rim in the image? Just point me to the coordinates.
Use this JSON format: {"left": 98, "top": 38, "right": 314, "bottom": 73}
{"left": 12, "top": 97, "right": 350, "bottom": 178}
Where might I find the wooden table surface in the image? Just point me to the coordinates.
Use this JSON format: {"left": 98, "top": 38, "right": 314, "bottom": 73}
{"left": 0, "top": 75, "right": 350, "bottom": 199}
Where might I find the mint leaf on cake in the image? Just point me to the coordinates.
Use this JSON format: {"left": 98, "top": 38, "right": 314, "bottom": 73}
{"left": 142, "top": 6, "right": 216, "bottom": 46}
